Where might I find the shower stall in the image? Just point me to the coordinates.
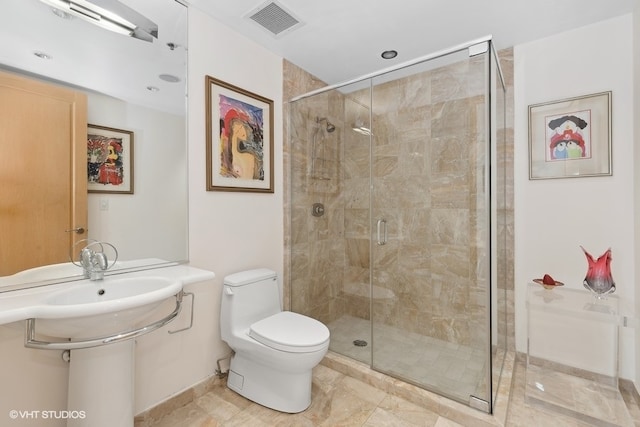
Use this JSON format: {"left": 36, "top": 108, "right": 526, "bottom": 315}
{"left": 286, "top": 37, "right": 508, "bottom": 413}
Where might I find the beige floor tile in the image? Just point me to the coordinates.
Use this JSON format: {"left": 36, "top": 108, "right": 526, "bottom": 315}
{"left": 150, "top": 402, "right": 218, "bottom": 427}
{"left": 194, "top": 391, "right": 244, "bottom": 423}
{"left": 225, "top": 402, "right": 314, "bottom": 427}
{"left": 506, "top": 357, "right": 600, "bottom": 427}
{"left": 340, "top": 376, "right": 388, "bottom": 406}
{"left": 433, "top": 417, "right": 465, "bottom": 427}
{"left": 306, "top": 380, "right": 379, "bottom": 426}
{"left": 141, "top": 351, "right": 639, "bottom": 427}
{"left": 364, "top": 395, "right": 440, "bottom": 426}
{"left": 363, "top": 407, "right": 427, "bottom": 427}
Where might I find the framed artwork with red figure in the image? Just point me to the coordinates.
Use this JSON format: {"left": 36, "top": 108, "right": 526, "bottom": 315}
{"left": 205, "top": 75, "right": 274, "bottom": 193}
{"left": 528, "top": 91, "right": 611, "bottom": 180}
{"left": 87, "top": 124, "right": 134, "bottom": 194}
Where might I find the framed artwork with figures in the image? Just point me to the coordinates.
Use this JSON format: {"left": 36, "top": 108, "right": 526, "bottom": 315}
{"left": 528, "top": 91, "right": 611, "bottom": 180}
{"left": 87, "top": 124, "right": 134, "bottom": 194}
{"left": 205, "top": 75, "right": 274, "bottom": 193}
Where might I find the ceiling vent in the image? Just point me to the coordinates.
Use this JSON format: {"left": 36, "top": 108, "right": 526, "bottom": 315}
{"left": 246, "top": 1, "right": 303, "bottom": 38}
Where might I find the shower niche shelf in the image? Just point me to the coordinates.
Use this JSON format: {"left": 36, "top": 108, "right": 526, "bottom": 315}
{"left": 525, "top": 283, "right": 635, "bottom": 427}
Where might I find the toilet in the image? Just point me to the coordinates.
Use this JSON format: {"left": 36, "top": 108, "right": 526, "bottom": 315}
{"left": 220, "top": 268, "right": 330, "bottom": 413}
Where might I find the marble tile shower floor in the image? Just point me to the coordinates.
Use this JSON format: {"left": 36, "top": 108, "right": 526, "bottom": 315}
{"left": 327, "top": 315, "right": 487, "bottom": 403}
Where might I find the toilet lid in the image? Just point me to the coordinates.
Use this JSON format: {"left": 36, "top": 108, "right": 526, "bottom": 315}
{"left": 249, "top": 311, "right": 330, "bottom": 353}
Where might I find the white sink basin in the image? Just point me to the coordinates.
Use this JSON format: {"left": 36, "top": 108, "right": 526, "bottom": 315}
{"left": 34, "top": 276, "right": 182, "bottom": 338}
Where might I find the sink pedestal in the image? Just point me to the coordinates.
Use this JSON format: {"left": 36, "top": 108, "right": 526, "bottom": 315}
{"left": 68, "top": 340, "right": 134, "bottom": 427}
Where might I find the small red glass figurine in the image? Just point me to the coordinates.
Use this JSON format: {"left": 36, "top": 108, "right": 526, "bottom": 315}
{"left": 533, "top": 274, "right": 564, "bottom": 290}
{"left": 581, "top": 246, "right": 615, "bottom": 298}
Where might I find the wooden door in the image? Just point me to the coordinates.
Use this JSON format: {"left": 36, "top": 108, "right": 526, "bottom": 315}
{"left": 0, "top": 70, "right": 88, "bottom": 276}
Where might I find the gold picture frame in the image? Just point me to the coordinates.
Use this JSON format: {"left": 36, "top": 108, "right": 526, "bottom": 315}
{"left": 205, "top": 75, "right": 274, "bottom": 193}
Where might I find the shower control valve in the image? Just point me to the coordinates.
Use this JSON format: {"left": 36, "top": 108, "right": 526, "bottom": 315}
{"left": 311, "top": 203, "right": 325, "bottom": 217}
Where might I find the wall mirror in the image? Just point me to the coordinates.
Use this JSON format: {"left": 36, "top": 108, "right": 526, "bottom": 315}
{"left": 0, "top": 0, "right": 188, "bottom": 292}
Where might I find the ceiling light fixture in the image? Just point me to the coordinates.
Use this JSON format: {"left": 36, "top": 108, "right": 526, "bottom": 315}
{"left": 38, "top": 0, "right": 158, "bottom": 42}
{"left": 381, "top": 50, "right": 398, "bottom": 59}
{"left": 159, "top": 74, "right": 180, "bottom": 83}
{"left": 146, "top": 86, "right": 160, "bottom": 92}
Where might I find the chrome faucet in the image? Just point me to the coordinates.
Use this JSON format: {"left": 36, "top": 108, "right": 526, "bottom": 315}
{"left": 72, "top": 240, "right": 118, "bottom": 281}
{"left": 80, "top": 247, "right": 109, "bottom": 280}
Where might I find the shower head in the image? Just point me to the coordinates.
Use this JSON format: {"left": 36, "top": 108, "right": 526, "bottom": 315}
{"left": 316, "top": 117, "right": 336, "bottom": 133}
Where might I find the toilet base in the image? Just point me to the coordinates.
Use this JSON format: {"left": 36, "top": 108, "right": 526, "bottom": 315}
{"left": 227, "top": 352, "right": 312, "bottom": 413}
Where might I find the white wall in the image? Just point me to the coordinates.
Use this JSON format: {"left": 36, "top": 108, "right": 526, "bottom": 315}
{"left": 514, "top": 15, "right": 636, "bottom": 379}
{"left": 186, "top": 4, "right": 284, "bottom": 378}
{"left": 87, "top": 92, "right": 188, "bottom": 262}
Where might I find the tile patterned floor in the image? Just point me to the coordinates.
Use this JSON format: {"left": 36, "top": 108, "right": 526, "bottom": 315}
{"left": 508, "top": 355, "right": 640, "bottom": 427}
{"left": 136, "top": 362, "right": 467, "bottom": 427}
{"left": 136, "top": 352, "right": 640, "bottom": 427}
{"left": 136, "top": 313, "right": 639, "bottom": 427}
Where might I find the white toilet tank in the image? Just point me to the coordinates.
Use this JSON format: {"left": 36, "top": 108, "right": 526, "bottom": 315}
{"left": 221, "top": 268, "right": 282, "bottom": 337}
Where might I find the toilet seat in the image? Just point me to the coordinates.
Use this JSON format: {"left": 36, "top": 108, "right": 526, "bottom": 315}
{"left": 249, "top": 311, "right": 330, "bottom": 353}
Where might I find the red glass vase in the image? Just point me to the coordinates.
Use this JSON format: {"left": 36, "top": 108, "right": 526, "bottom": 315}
{"left": 581, "top": 246, "right": 615, "bottom": 298}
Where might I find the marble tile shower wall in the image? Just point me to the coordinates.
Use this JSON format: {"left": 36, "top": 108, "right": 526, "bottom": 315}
{"left": 363, "top": 56, "right": 489, "bottom": 348}
{"left": 283, "top": 47, "right": 515, "bottom": 350}
{"left": 289, "top": 89, "right": 347, "bottom": 322}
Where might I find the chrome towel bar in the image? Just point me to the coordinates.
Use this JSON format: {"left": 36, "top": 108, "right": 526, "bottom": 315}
{"left": 168, "top": 291, "right": 194, "bottom": 334}
{"left": 24, "top": 291, "right": 183, "bottom": 350}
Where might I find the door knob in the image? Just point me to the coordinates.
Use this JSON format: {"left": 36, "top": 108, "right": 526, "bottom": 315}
{"left": 65, "top": 227, "right": 86, "bottom": 234}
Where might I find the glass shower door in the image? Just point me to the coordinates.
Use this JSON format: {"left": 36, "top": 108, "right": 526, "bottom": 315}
{"left": 289, "top": 81, "right": 374, "bottom": 366}
{"left": 369, "top": 46, "right": 492, "bottom": 408}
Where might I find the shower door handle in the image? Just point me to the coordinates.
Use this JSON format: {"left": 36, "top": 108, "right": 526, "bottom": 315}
{"left": 376, "top": 219, "right": 387, "bottom": 245}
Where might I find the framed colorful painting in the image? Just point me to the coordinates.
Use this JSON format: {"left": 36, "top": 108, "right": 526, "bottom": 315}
{"left": 205, "top": 75, "right": 274, "bottom": 193}
{"left": 87, "top": 124, "right": 134, "bottom": 194}
{"left": 528, "top": 91, "right": 612, "bottom": 180}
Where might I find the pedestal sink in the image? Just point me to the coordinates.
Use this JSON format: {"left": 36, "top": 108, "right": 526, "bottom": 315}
{"left": 24, "top": 275, "right": 184, "bottom": 427}
{"left": 32, "top": 276, "right": 182, "bottom": 339}
{"left": 0, "top": 263, "right": 215, "bottom": 426}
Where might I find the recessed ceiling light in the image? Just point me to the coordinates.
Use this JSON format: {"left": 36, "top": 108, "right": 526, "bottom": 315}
{"left": 159, "top": 74, "right": 180, "bottom": 83}
{"left": 381, "top": 50, "right": 398, "bottom": 59}
{"left": 146, "top": 86, "right": 160, "bottom": 92}
{"left": 33, "top": 51, "right": 53, "bottom": 60}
